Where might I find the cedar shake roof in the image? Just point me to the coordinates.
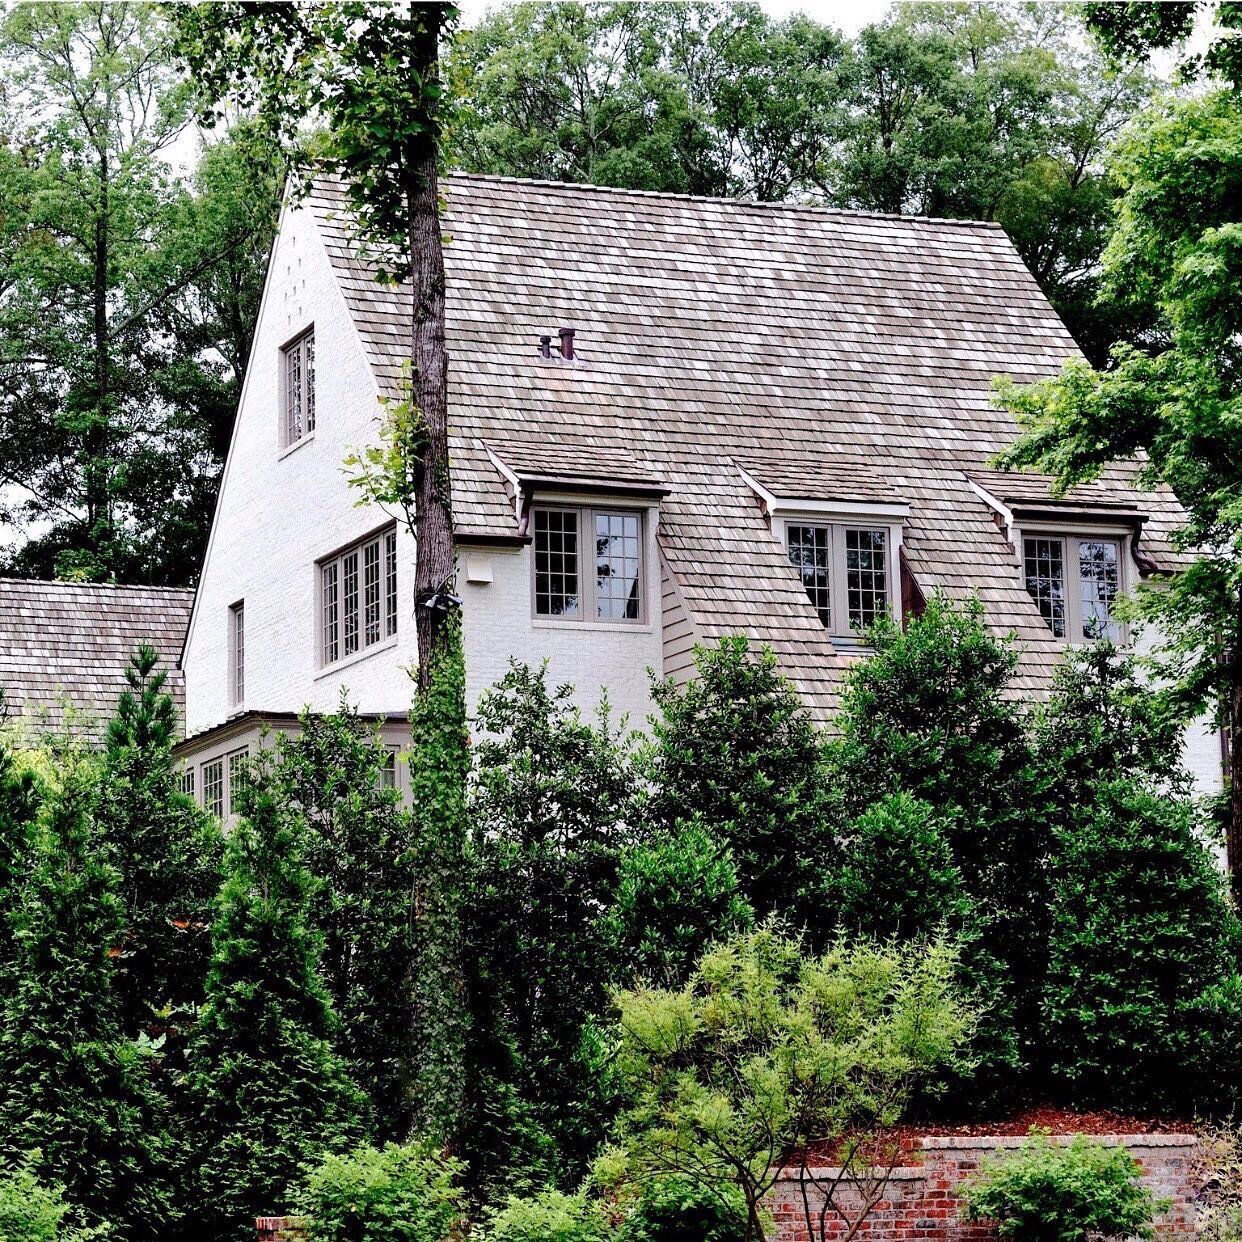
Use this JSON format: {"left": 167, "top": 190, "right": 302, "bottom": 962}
{"left": 309, "top": 173, "right": 1189, "bottom": 716}
{"left": 0, "top": 578, "right": 194, "bottom": 742}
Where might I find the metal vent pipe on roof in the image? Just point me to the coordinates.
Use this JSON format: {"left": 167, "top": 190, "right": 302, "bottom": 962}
{"left": 538, "top": 334, "right": 552, "bottom": 359}
{"left": 559, "top": 326, "right": 575, "bottom": 360}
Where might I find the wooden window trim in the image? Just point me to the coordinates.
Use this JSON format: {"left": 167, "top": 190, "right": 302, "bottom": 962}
{"left": 530, "top": 504, "right": 647, "bottom": 625}
{"left": 317, "top": 525, "right": 398, "bottom": 668}
{"left": 783, "top": 518, "right": 901, "bottom": 639}
{"left": 1019, "top": 528, "right": 1130, "bottom": 644}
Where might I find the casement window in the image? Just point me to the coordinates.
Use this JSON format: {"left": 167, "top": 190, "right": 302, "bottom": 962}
{"left": 197, "top": 747, "right": 250, "bottom": 820}
{"left": 229, "top": 601, "right": 245, "bottom": 706}
{"left": 379, "top": 748, "right": 397, "bottom": 790}
{"left": 1022, "top": 534, "right": 1124, "bottom": 642}
{"left": 202, "top": 758, "right": 225, "bottom": 819}
{"left": 786, "top": 522, "right": 894, "bottom": 635}
{"left": 228, "top": 748, "right": 249, "bottom": 816}
{"left": 320, "top": 527, "right": 398, "bottom": 665}
{"left": 283, "top": 328, "right": 315, "bottom": 446}
{"left": 532, "top": 506, "right": 644, "bottom": 622}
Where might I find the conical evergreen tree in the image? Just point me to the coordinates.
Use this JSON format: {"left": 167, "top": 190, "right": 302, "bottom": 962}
{"left": 187, "top": 752, "right": 366, "bottom": 1241}
{"left": 0, "top": 771, "right": 178, "bottom": 1239}
{"left": 98, "top": 644, "right": 222, "bottom": 1045}
{"left": 0, "top": 701, "right": 40, "bottom": 974}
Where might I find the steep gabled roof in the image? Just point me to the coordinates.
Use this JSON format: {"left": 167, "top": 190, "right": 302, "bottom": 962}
{"left": 0, "top": 578, "right": 194, "bottom": 742}
{"left": 308, "top": 173, "right": 1187, "bottom": 715}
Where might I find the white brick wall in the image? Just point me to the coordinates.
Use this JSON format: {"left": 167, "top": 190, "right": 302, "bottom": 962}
{"left": 183, "top": 202, "right": 663, "bottom": 738}
{"left": 183, "top": 200, "right": 418, "bottom": 735}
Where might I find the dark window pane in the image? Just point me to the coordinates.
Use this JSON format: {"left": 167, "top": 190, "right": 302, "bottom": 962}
{"left": 534, "top": 510, "right": 580, "bottom": 616}
{"left": 787, "top": 524, "right": 831, "bottom": 626}
{"left": 1023, "top": 537, "right": 1066, "bottom": 638}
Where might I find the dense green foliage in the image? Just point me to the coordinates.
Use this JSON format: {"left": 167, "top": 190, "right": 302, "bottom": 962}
{"left": 446, "top": 1, "right": 1160, "bottom": 362}
{"left": 602, "top": 821, "right": 754, "bottom": 987}
{"left": 993, "top": 88, "right": 1242, "bottom": 888}
{"left": 604, "top": 926, "right": 971, "bottom": 1242}
{"left": 961, "top": 1131, "right": 1165, "bottom": 1242}
{"left": 466, "top": 661, "right": 637, "bottom": 1191}
{"left": 0, "top": 1155, "right": 103, "bottom": 1242}
{"left": 186, "top": 753, "right": 366, "bottom": 1240}
{"left": 832, "top": 596, "right": 1044, "bottom": 1094}
{"left": 1042, "top": 779, "right": 1242, "bottom": 1110}
{"left": 647, "top": 636, "right": 833, "bottom": 924}
{"left": 0, "top": 2, "right": 277, "bottom": 583}
{"left": 300, "top": 1142, "right": 465, "bottom": 1242}
{"left": 279, "top": 703, "right": 417, "bottom": 1141}
{"left": 0, "top": 770, "right": 178, "bottom": 1239}
{"left": 481, "top": 1187, "right": 609, "bottom": 1242}
{"left": 98, "top": 645, "right": 221, "bottom": 1045}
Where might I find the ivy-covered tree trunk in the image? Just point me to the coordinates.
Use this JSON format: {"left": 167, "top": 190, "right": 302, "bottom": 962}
{"left": 407, "top": 9, "right": 456, "bottom": 692}
{"left": 1230, "top": 586, "right": 1242, "bottom": 895}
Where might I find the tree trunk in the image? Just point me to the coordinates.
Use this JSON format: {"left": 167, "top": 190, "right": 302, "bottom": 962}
{"left": 1230, "top": 582, "right": 1242, "bottom": 905}
{"left": 89, "top": 144, "right": 111, "bottom": 563}
{"left": 408, "top": 7, "right": 454, "bottom": 692}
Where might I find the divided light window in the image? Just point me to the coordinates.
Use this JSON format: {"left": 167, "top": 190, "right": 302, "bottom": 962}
{"left": 283, "top": 328, "right": 315, "bottom": 446}
{"left": 1022, "top": 534, "right": 1122, "bottom": 641}
{"left": 321, "top": 527, "right": 398, "bottom": 665}
{"left": 786, "top": 523, "right": 891, "bottom": 635}
{"left": 197, "top": 746, "right": 250, "bottom": 820}
{"left": 532, "top": 506, "right": 643, "bottom": 622}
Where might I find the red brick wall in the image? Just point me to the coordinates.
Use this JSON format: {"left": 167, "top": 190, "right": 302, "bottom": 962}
{"left": 770, "top": 1134, "right": 1198, "bottom": 1242}
{"left": 255, "top": 1218, "right": 306, "bottom": 1242}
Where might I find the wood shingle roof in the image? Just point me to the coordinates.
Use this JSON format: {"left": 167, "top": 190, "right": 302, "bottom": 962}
{"left": 0, "top": 578, "right": 193, "bottom": 742}
{"left": 309, "top": 173, "right": 1188, "bottom": 716}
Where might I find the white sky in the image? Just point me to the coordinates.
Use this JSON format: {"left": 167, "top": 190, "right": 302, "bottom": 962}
{"left": 455, "top": 0, "right": 896, "bottom": 34}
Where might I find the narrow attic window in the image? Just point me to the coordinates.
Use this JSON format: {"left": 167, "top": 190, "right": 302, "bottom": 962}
{"left": 283, "top": 327, "right": 315, "bottom": 446}
{"left": 228, "top": 601, "right": 245, "bottom": 705}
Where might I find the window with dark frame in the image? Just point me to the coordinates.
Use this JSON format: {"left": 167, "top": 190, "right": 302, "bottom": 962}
{"left": 321, "top": 527, "right": 398, "bottom": 665}
{"left": 283, "top": 329, "right": 315, "bottom": 446}
{"left": 533, "top": 506, "right": 644, "bottom": 622}
{"left": 786, "top": 522, "right": 890, "bottom": 635}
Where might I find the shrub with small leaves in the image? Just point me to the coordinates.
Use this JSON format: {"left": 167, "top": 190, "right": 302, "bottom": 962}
{"left": 0, "top": 1153, "right": 106, "bottom": 1241}
{"left": 480, "top": 1187, "right": 608, "bottom": 1242}
{"left": 961, "top": 1131, "right": 1166, "bottom": 1242}
{"left": 300, "top": 1142, "right": 465, "bottom": 1242}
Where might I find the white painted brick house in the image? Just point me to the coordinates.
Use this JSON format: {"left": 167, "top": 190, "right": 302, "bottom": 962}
{"left": 168, "top": 173, "right": 1224, "bottom": 814}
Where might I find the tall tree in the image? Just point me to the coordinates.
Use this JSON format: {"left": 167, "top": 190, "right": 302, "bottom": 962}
{"left": 278, "top": 702, "right": 419, "bottom": 1143}
{"left": 0, "top": 771, "right": 179, "bottom": 1239}
{"left": 993, "top": 90, "right": 1242, "bottom": 892}
{"left": 97, "top": 645, "right": 222, "bottom": 1048}
{"left": 172, "top": 0, "right": 468, "bottom": 1144}
{"left": 185, "top": 754, "right": 365, "bottom": 1242}
{"left": 0, "top": 3, "right": 277, "bottom": 583}
{"left": 1084, "top": 0, "right": 1242, "bottom": 88}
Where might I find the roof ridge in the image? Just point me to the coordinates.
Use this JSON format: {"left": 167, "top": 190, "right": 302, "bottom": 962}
{"left": 0, "top": 576, "right": 195, "bottom": 595}
{"left": 437, "top": 171, "right": 1007, "bottom": 230}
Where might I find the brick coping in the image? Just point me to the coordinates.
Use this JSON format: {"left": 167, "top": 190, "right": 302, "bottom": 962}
{"left": 777, "top": 1132, "right": 1197, "bottom": 1182}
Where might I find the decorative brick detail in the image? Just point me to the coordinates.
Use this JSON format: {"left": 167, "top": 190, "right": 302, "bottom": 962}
{"left": 769, "top": 1134, "right": 1198, "bottom": 1242}
{"left": 256, "top": 1216, "right": 308, "bottom": 1242}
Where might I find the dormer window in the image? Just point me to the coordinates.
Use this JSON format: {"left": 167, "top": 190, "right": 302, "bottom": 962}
{"left": 282, "top": 328, "right": 315, "bottom": 446}
{"left": 532, "top": 505, "right": 644, "bottom": 622}
{"left": 785, "top": 521, "right": 895, "bottom": 636}
{"left": 1022, "top": 533, "right": 1123, "bottom": 641}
